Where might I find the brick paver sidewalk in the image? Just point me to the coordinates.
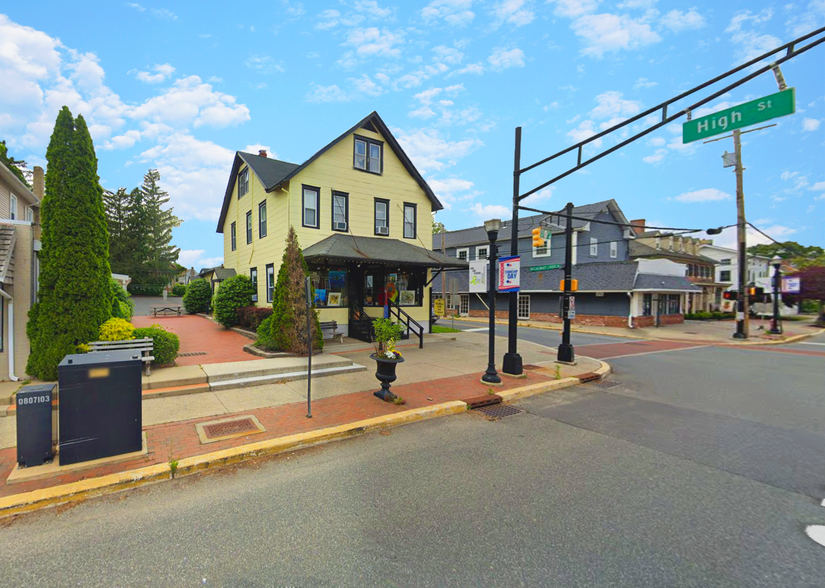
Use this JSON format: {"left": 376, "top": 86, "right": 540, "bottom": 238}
{"left": 0, "top": 368, "right": 562, "bottom": 499}
{"left": 132, "top": 315, "right": 253, "bottom": 365}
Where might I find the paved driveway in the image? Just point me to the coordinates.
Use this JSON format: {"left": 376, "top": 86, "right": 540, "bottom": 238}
{"left": 129, "top": 295, "right": 183, "bottom": 316}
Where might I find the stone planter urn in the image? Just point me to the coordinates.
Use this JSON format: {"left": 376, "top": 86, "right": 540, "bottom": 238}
{"left": 370, "top": 353, "right": 404, "bottom": 402}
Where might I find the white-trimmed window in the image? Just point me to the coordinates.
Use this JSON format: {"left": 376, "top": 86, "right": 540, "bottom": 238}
{"left": 403, "top": 203, "right": 416, "bottom": 239}
{"left": 25, "top": 206, "right": 33, "bottom": 223}
{"left": 266, "top": 264, "right": 275, "bottom": 303}
{"left": 610, "top": 240, "right": 618, "bottom": 258}
{"left": 9, "top": 194, "right": 17, "bottom": 220}
{"left": 302, "top": 186, "right": 319, "bottom": 228}
{"left": 230, "top": 222, "right": 237, "bottom": 251}
{"left": 259, "top": 201, "right": 267, "bottom": 238}
{"left": 246, "top": 210, "right": 252, "bottom": 244}
{"left": 332, "top": 191, "right": 348, "bottom": 232}
{"left": 238, "top": 168, "right": 249, "bottom": 198}
{"left": 517, "top": 294, "right": 530, "bottom": 319}
{"left": 476, "top": 246, "right": 488, "bottom": 260}
{"left": 456, "top": 248, "right": 469, "bottom": 262}
{"left": 374, "top": 199, "right": 389, "bottom": 235}
{"left": 533, "top": 236, "right": 550, "bottom": 258}
{"left": 354, "top": 136, "right": 382, "bottom": 174}
{"left": 590, "top": 237, "right": 598, "bottom": 257}
{"left": 250, "top": 267, "right": 258, "bottom": 302}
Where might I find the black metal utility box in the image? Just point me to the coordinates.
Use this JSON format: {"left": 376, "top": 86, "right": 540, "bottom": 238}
{"left": 58, "top": 350, "right": 142, "bottom": 465}
{"left": 16, "top": 384, "right": 56, "bottom": 468}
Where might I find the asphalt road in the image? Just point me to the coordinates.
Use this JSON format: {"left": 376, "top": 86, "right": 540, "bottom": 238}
{"left": 1, "top": 333, "right": 823, "bottom": 587}
{"left": 441, "top": 317, "right": 636, "bottom": 347}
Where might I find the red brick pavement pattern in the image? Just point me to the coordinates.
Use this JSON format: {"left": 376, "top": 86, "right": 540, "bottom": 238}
{"left": 576, "top": 340, "right": 711, "bottom": 359}
{"left": 0, "top": 369, "right": 554, "bottom": 498}
{"left": 132, "top": 315, "right": 253, "bottom": 365}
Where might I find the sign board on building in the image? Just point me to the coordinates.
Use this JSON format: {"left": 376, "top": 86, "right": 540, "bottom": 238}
{"left": 568, "top": 296, "right": 576, "bottom": 320}
{"left": 498, "top": 256, "right": 520, "bottom": 292}
{"left": 469, "top": 260, "right": 488, "bottom": 293}
{"left": 781, "top": 276, "right": 801, "bottom": 294}
{"left": 682, "top": 88, "right": 796, "bottom": 144}
{"left": 433, "top": 298, "right": 445, "bottom": 316}
{"left": 528, "top": 264, "right": 562, "bottom": 272}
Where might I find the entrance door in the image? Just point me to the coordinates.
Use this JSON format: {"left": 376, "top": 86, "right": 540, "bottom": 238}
{"left": 459, "top": 294, "right": 469, "bottom": 316}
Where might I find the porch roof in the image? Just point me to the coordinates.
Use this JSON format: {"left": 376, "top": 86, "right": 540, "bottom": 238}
{"left": 303, "top": 234, "right": 468, "bottom": 269}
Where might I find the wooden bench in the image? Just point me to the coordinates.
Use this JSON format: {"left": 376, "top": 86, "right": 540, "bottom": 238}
{"left": 89, "top": 338, "right": 155, "bottom": 376}
{"left": 319, "top": 321, "right": 344, "bottom": 344}
{"left": 150, "top": 305, "right": 182, "bottom": 317}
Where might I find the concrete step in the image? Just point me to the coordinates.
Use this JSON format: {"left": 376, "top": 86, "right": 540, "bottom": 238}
{"left": 202, "top": 355, "right": 356, "bottom": 383}
{"left": 209, "top": 363, "right": 367, "bottom": 391}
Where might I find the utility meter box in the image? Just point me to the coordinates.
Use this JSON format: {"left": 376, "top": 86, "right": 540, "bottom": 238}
{"left": 16, "top": 384, "right": 56, "bottom": 468}
{"left": 58, "top": 350, "right": 142, "bottom": 465}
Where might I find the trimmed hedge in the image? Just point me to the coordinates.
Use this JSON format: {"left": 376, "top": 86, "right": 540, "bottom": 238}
{"left": 256, "top": 315, "right": 278, "bottom": 350}
{"left": 183, "top": 278, "right": 212, "bottom": 314}
{"left": 237, "top": 306, "right": 273, "bottom": 330}
{"left": 171, "top": 283, "right": 186, "bottom": 296}
{"left": 685, "top": 311, "right": 736, "bottom": 320}
{"left": 133, "top": 324, "right": 180, "bottom": 365}
{"left": 128, "top": 283, "right": 164, "bottom": 296}
{"left": 213, "top": 275, "right": 255, "bottom": 328}
{"left": 98, "top": 318, "right": 135, "bottom": 341}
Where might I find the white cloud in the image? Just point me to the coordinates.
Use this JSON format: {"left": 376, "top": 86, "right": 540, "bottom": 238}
{"left": 316, "top": 9, "right": 342, "bottom": 29}
{"left": 305, "top": 83, "right": 350, "bottom": 103}
{"left": 421, "top": 0, "right": 475, "bottom": 26}
{"left": 132, "top": 63, "right": 176, "bottom": 84}
{"left": 343, "top": 27, "right": 404, "bottom": 59}
{"left": 590, "top": 91, "right": 641, "bottom": 118}
{"left": 243, "top": 144, "right": 274, "bottom": 156}
{"left": 802, "top": 117, "right": 821, "bottom": 131}
{"left": 702, "top": 224, "right": 796, "bottom": 249}
{"left": 198, "top": 256, "right": 225, "bottom": 268}
{"left": 550, "top": 0, "right": 600, "bottom": 18}
{"left": 674, "top": 188, "right": 732, "bottom": 203}
{"left": 452, "top": 62, "right": 485, "bottom": 76}
{"left": 428, "top": 177, "right": 479, "bottom": 209}
{"left": 470, "top": 202, "right": 511, "bottom": 219}
{"left": 567, "top": 120, "right": 602, "bottom": 147}
{"left": 178, "top": 249, "right": 206, "bottom": 266}
{"left": 660, "top": 9, "right": 706, "bottom": 31}
{"left": 488, "top": 47, "right": 525, "bottom": 70}
{"left": 491, "top": 0, "right": 535, "bottom": 27}
{"left": 634, "top": 77, "right": 657, "bottom": 89}
{"left": 393, "top": 127, "right": 483, "bottom": 173}
{"left": 647, "top": 137, "right": 665, "bottom": 147}
{"left": 571, "top": 13, "right": 662, "bottom": 57}
{"left": 245, "top": 54, "right": 285, "bottom": 74}
{"left": 104, "top": 129, "right": 141, "bottom": 150}
{"left": 642, "top": 148, "right": 667, "bottom": 164}
{"left": 725, "top": 10, "right": 781, "bottom": 64}
{"left": 522, "top": 186, "right": 554, "bottom": 206}
{"left": 151, "top": 8, "right": 177, "bottom": 20}
{"left": 125, "top": 3, "right": 145, "bottom": 11}
{"left": 809, "top": 181, "right": 825, "bottom": 192}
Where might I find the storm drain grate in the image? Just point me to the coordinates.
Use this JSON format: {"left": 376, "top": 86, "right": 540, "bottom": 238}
{"left": 475, "top": 404, "right": 525, "bottom": 419}
{"left": 196, "top": 416, "right": 265, "bottom": 444}
{"left": 585, "top": 379, "right": 623, "bottom": 389}
{"left": 178, "top": 351, "right": 208, "bottom": 357}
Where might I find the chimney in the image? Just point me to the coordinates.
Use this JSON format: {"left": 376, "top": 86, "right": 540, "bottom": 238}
{"left": 630, "top": 219, "right": 645, "bottom": 236}
{"left": 258, "top": 149, "right": 267, "bottom": 158}
{"left": 33, "top": 166, "right": 45, "bottom": 200}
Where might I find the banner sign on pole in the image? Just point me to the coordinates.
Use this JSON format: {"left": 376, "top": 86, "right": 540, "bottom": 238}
{"left": 781, "top": 276, "right": 801, "bottom": 294}
{"left": 433, "top": 298, "right": 445, "bottom": 316}
{"left": 498, "top": 256, "right": 520, "bottom": 292}
{"left": 469, "top": 260, "right": 488, "bottom": 293}
{"left": 568, "top": 296, "right": 576, "bottom": 320}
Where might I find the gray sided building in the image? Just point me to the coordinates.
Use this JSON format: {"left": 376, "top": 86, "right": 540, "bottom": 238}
{"left": 433, "top": 199, "right": 701, "bottom": 328}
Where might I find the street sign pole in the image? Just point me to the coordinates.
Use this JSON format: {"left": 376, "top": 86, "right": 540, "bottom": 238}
{"left": 504, "top": 127, "right": 523, "bottom": 376}
{"left": 733, "top": 129, "right": 750, "bottom": 339}
{"left": 557, "top": 202, "right": 575, "bottom": 364}
{"left": 305, "top": 276, "right": 313, "bottom": 418}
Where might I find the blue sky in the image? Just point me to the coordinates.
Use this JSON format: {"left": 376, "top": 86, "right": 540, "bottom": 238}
{"left": 1, "top": 1, "right": 823, "bottom": 270}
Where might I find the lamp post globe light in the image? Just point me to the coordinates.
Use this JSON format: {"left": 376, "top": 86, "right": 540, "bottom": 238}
{"left": 482, "top": 218, "right": 502, "bottom": 385}
{"left": 769, "top": 255, "right": 783, "bottom": 335}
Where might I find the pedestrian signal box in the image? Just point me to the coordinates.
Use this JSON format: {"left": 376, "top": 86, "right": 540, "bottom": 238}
{"left": 560, "top": 279, "right": 578, "bottom": 292}
{"left": 723, "top": 290, "right": 738, "bottom": 301}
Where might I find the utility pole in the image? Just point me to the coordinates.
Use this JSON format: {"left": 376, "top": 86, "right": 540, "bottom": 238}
{"left": 732, "top": 129, "right": 750, "bottom": 339}
{"left": 557, "top": 202, "right": 575, "bottom": 363}
{"left": 503, "top": 127, "right": 523, "bottom": 376}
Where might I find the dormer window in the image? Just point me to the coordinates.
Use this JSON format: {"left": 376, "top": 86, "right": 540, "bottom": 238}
{"left": 238, "top": 168, "right": 249, "bottom": 198}
{"left": 354, "top": 136, "right": 382, "bottom": 174}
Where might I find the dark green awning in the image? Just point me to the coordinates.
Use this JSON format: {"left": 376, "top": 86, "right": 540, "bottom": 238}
{"left": 303, "top": 234, "right": 467, "bottom": 269}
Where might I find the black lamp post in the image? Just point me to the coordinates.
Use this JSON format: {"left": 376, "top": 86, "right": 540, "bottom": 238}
{"left": 769, "top": 255, "right": 783, "bottom": 335}
{"left": 482, "top": 218, "right": 502, "bottom": 385}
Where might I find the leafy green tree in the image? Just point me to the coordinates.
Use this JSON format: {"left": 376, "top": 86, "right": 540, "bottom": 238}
{"left": 748, "top": 241, "right": 825, "bottom": 267}
{"left": 270, "top": 227, "right": 322, "bottom": 354}
{"left": 183, "top": 278, "right": 212, "bottom": 314}
{"left": 0, "top": 140, "right": 30, "bottom": 188}
{"left": 27, "top": 107, "right": 113, "bottom": 380}
{"left": 213, "top": 274, "right": 255, "bottom": 328}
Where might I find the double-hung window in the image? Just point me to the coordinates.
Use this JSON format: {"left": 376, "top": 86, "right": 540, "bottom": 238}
{"left": 303, "top": 185, "right": 319, "bottom": 228}
{"left": 332, "top": 191, "right": 348, "bottom": 232}
{"left": 456, "top": 248, "right": 469, "bottom": 262}
{"left": 250, "top": 267, "right": 258, "bottom": 301}
{"left": 374, "top": 198, "right": 389, "bottom": 236}
{"left": 25, "top": 206, "right": 33, "bottom": 223}
{"left": 238, "top": 168, "right": 249, "bottom": 198}
{"left": 9, "top": 194, "right": 17, "bottom": 220}
{"left": 246, "top": 211, "right": 252, "bottom": 244}
{"left": 590, "top": 237, "right": 598, "bottom": 257}
{"left": 476, "top": 246, "right": 488, "bottom": 260}
{"left": 258, "top": 201, "right": 267, "bottom": 238}
{"left": 266, "top": 264, "right": 275, "bottom": 303}
{"left": 610, "top": 240, "right": 618, "bottom": 258}
{"left": 354, "top": 136, "right": 382, "bottom": 173}
{"left": 230, "top": 222, "right": 237, "bottom": 251}
{"left": 403, "top": 203, "right": 416, "bottom": 239}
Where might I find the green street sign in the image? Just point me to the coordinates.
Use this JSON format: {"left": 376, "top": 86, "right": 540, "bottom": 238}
{"left": 682, "top": 88, "right": 795, "bottom": 144}
{"left": 529, "top": 264, "right": 562, "bottom": 272}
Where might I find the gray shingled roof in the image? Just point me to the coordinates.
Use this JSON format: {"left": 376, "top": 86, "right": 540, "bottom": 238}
{"left": 238, "top": 152, "right": 300, "bottom": 190}
{"left": 629, "top": 241, "right": 719, "bottom": 264}
{"left": 303, "top": 234, "right": 468, "bottom": 268}
{"left": 433, "top": 260, "right": 700, "bottom": 293}
{"left": 433, "top": 199, "right": 620, "bottom": 249}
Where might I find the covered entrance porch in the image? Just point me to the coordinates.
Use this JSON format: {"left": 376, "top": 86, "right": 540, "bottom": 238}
{"left": 302, "top": 234, "right": 467, "bottom": 345}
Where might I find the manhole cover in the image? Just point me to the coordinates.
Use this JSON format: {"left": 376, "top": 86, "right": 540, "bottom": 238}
{"left": 585, "top": 379, "right": 623, "bottom": 389}
{"left": 196, "top": 416, "right": 265, "bottom": 443}
{"left": 178, "top": 351, "right": 208, "bottom": 357}
{"left": 475, "top": 404, "right": 524, "bottom": 419}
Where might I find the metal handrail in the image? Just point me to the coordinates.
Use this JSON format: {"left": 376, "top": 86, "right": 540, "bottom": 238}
{"left": 388, "top": 300, "right": 424, "bottom": 349}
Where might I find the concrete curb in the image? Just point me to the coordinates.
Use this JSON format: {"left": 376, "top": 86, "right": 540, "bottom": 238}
{"left": 0, "top": 360, "right": 610, "bottom": 518}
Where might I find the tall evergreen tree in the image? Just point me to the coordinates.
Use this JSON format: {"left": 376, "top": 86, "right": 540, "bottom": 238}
{"left": 140, "top": 169, "right": 181, "bottom": 284}
{"left": 0, "top": 140, "right": 30, "bottom": 188}
{"left": 104, "top": 187, "right": 132, "bottom": 274}
{"left": 27, "top": 107, "right": 113, "bottom": 380}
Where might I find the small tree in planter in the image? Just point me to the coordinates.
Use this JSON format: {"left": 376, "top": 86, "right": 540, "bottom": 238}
{"left": 370, "top": 318, "right": 405, "bottom": 403}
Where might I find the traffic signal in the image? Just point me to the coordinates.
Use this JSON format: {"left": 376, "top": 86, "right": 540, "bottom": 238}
{"left": 531, "top": 227, "right": 544, "bottom": 247}
{"left": 748, "top": 286, "right": 765, "bottom": 298}
{"left": 723, "top": 290, "right": 738, "bottom": 301}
